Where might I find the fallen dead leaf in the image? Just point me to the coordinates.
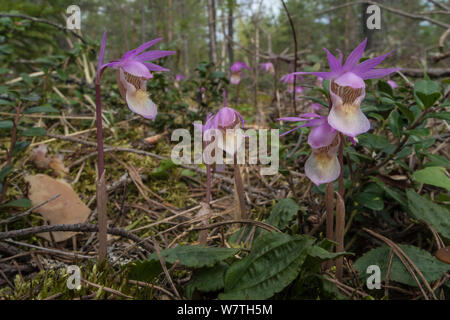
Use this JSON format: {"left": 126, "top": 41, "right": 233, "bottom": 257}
{"left": 25, "top": 174, "right": 91, "bottom": 242}
{"left": 49, "top": 154, "right": 69, "bottom": 177}
{"left": 31, "top": 144, "right": 50, "bottom": 169}
{"left": 144, "top": 131, "right": 168, "bottom": 145}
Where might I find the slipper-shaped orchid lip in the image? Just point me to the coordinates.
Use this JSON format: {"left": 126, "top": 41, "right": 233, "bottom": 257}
{"left": 119, "top": 68, "right": 157, "bottom": 120}
{"left": 328, "top": 82, "right": 369, "bottom": 137}
{"left": 305, "top": 135, "right": 341, "bottom": 186}
{"left": 230, "top": 73, "right": 241, "bottom": 85}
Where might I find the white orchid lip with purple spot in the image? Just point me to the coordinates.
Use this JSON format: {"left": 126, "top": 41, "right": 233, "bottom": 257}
{"left": 97, "top": 32, "right": 175, "bottom": 120}
{"left": 291, "top": 38, "right": 400, "bottom": 137}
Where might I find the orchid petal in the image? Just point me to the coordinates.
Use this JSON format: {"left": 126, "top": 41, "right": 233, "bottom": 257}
{"left": 328, "top": 102, "right": 370, "bottom": 137}
{"left": 291, "top": 71, "right": 336, "bottom": 80}
{"left": 125, "top": 90, "right": 157, "bottom": 120}
{"left": 305, "top": 150, "right": 340, "bottom": 186}
{"left": 121, "top": 60, "right": 152, "bottom": 79}
{"left": 308, "top": 122, "right": 336, "bottom": 149}
{"left": 96, "top": 32, "right": 107, "bottom": 81}
{"left": 277, "top": 117, "right": 308, "bottom": 122}
{"left": 142, "top": 62, "right": 170, "bottom": 72}
{"left": 359, "top": 67, "right": 401, "bottom": 80}
{"left": 353, "top": 51, "right": 392, "bottom": 76}
{"left": 343, "top": 38, "right": 367, "bottom": 71}
{"left": 136, "top": 50, "right": 176, "bottom": 62}
{"left": 128, "top": 38, "right": 163, "bottom": 58}
{"left": 324, "top": 48, "right": 342, "bottom": 73}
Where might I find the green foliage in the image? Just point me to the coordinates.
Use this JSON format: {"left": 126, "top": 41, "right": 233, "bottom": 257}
{"left": 354, "top": 245, "right": 450, "bottom": 287}
{"left": 412, "top": 167, "right": 450, "bottom": 191}
{"left": 414, "top": 80, "right": 441, "bottom": 109}
{"left": 266, "top": 198, "right": 299, "bottom": 230}
{"left": 407, "top": 190, "right": 450, "bottom": 239}
{"left": 220, "top": 232, "right": 315, "bottom": 300}
{"left": 185, "top": 263, "right": 228, "bottom": 298}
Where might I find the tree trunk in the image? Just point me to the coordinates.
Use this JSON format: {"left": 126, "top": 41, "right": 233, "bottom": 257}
{"left": 167, "top": 0, "right": 173, "bottom": 44}
{"left": 227, "top": 0, "right": 234, "bottom": 68}
{"left": 207, "top": 0, "right": 217, "bottom": 65}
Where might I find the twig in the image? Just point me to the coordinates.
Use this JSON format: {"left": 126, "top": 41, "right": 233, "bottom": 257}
{"left": 0, "top": 223, "right": 154, "bottom": 252}
{"left": 281, "top": 0, "right": 298, "bottom": 114}
{"left": 81, "top": 278, "right": 133, "bottom": 299}
{"left": 0, "top": 13, "right": 87, "bottom": 44}
{"left": 0, "top": 194, "right": 60, "bottom": 225}
{"left": 192, "top": 219, "right": 281, "bottom": 233}
{"left": 128, "top": 280, "right": 178, "bottom": 299}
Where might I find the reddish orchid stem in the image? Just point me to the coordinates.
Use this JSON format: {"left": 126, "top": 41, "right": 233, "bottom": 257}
{"left": 95, "top": 82, "right": 107, "bottom": 263}
{"left": 95, "top": 84, "right": 105, "bottom": 178}
{"left": 205, "top": 164, "right": 212, "bottom": 204}
{"left": 335, "top": 134, "right": 346, "bottom": 279}
{"left": 235, "top": 82, "right": 241, "bottom": 106}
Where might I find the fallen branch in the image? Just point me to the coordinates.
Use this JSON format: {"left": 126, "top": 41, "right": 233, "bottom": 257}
{"left": 0, "top": 13, "right": 87, "bottom": 44}
{"left": 0, "top": 223, "right": 154, "bottom": 252}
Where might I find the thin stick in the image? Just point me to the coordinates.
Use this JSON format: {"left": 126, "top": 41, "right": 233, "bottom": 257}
{"left": 0, "top": 194, "right": 60, "bottom": 226}
{"left": 335, "top": 192, "right": 346, "bottom": 281}
{"left": 95, "top": 80, "right": 107, "bottom": 264}
{"left": 281, "top": 0, "right": 298, "bottom": 114}
{"left": 192, "top": 219, "right": 281, "bottom": 233}
{"left": 233, "top": 153, "right": 247, "bottom": 220}
{"left": 0, "top": 223, "right": 154, "bottom": 252}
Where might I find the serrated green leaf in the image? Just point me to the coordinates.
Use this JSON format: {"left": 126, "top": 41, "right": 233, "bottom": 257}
{"left": 354, "top": 245, "right": 450, "bottom": 287}
{"left": 185, "top": 263, "right": 228, "bottom": 298}
{"left": 220, "top": 232, "right": 315, "bottom": 300}
{"left": 147, "top": 245, "right": 239, "bottom": 268}
{"left": 406, "top": 189, "right": 450, "bottom": 239}
{"left": 266, "top": 198, "right": 299, "bottom": 230}
{"left": 306, "top": 246, "right": 350, "bottom": 260}
{"left": 412, "top": 167, "right": 450, "bottom": 191}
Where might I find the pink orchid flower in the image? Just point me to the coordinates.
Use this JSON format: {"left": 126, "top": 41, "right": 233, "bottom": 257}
{"left": 291, "top": 38, "right": 400, "bottom": 137}
{"left": 279, "top": 113, "right": 340, "bottom": 185}
{"left": 230, "top": 61, "right": 250, "bottom": 85}
{"left": 98, "top": 34, "right": 175, "bottom": 119}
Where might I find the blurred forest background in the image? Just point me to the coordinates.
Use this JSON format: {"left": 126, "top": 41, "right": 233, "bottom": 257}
{"left": 1, "top": 0, "right": 449, "bottom": 78}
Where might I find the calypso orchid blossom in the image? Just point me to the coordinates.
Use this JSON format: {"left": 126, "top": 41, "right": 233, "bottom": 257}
{"left": 292, "top": 38, "right": 400, "bottom": 137}
{"left": 279, "top": 113, "right": 340, "bottom": 185}
{"left": 230, "top": 61, "right": 250, "bottom": 85}
{"left": 260, "top": 62, "right": 275, "bottom": 75}
{"left": 98, "top": 35, "right": 175, "bottom": 119}
{"left": 175, "top": 74, "right": 184, "bottom": 88}
{"left": 387, "top": 79, "right": 398, "bottom": 89}
{"left": 280, "top": 73, "right": 303, "bottom": 93}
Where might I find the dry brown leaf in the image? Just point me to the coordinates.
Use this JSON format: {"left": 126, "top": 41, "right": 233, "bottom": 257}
{"left": 25, "top": 174, "right": 91, "bottom": 242}
{"left": 31, "top": 144, "right": 50, "bottom": 169}
{"left": 144, "top": 131, "right": 168, "bottom": 145}
{"left": 49, "top": 154, "right": 69, "bottom": 177}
